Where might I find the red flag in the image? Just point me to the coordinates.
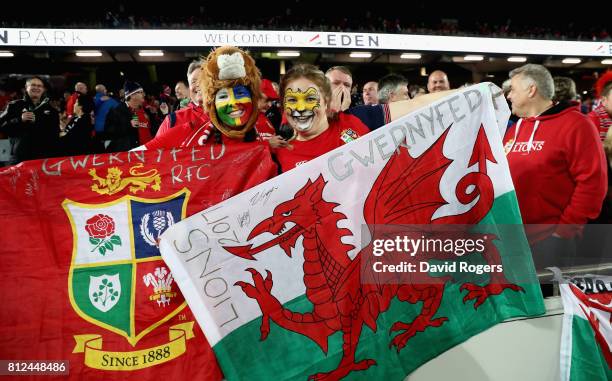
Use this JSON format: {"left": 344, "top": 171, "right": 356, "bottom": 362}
{"left": 0, "top": 144, "right": 276, "bottom": 379}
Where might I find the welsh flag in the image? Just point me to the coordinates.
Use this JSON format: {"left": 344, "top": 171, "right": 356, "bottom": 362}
{"left": 556, "top": 270, "right": 612, "bottom": 381}
{"left": 160, "top": 84, "right": 545, "bottom": 380}
{"left": 0, "top": 144, "right": 276, "bottom": 379}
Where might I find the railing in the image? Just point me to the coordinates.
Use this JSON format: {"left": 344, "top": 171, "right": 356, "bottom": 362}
{"left": 537, "top": 262, "right": 612, "bottom": 296}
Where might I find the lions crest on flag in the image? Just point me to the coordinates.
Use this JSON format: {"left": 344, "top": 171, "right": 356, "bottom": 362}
{"left": 63, "top": 189, "right": 189, "bottom": 345}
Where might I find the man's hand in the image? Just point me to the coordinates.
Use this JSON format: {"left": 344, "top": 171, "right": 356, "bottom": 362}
{"left": 59, "top": 112, "right": 69, "bottom": 130}
{"left": 21, "top": 111, "right": 35, "bottom": 123}
{"left": 329, "top": 85, "right": 351, "bottom": 113}
{"left": 160, "top": 102, "right": 169, "bottom": 115}
{"left": 130, "top": 119, "right": 140, "bottom": 128}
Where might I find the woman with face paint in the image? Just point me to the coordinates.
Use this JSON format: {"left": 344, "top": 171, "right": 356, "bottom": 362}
{"left": 274, "top": 64, "right": 370, "bottom": 172}
{"left": 200, "top": 46, "right": 276, "bottom": 147}
{"left": 137, "top": 46, "right": 275, "bottom": 150}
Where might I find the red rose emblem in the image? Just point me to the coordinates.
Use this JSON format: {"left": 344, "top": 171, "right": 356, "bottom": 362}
{"left": 85, "top": 214, "right": 115, "bottom": 239}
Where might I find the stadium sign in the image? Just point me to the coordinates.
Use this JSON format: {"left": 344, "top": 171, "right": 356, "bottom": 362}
{"left": 0, "top": 28, "right": 610, "bottom": 57}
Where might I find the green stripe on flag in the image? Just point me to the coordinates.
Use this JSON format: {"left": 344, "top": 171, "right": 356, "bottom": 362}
{"left": 213, "top": 191, "right": 545, "bottom": 381}
{"left": 569, "top": 316, "right": 612, "bottom": 381}
{"left": 480, "top": 190, "right": 524, "bottom": 225}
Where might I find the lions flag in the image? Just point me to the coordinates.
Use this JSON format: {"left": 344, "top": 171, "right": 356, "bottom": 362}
{"left": 0, "top": 143, "right": 276, "bottom": 379}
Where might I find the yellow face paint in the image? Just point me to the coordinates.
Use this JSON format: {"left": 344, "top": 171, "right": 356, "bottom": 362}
{"left": 283, "top": 87, "right": 320, "bottom": 114}
{"left": 283, "top": 87, "right": 322, "bottom": 132}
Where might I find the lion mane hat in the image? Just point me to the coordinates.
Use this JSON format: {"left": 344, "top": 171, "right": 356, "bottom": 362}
{"left": 201, "top": 46, "right": 262, "bottom": 139}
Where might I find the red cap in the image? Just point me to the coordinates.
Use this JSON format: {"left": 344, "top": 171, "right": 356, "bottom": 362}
{"left": 261, "top": 79, "right": 279, "bottom": 100}
{"left": 595, "top": 71, "right": 612, "bottom": 98}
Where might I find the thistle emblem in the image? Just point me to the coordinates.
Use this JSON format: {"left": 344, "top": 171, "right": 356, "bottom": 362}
{"left": 139, "top": 210, "right": 175, "bottom": 247}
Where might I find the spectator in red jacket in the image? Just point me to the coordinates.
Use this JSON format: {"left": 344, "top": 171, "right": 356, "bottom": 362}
{"left": 588, "top": 71, "right": 612, "bottom": 141}
{"left": 145, "top": 60, "right": 209, "bottom": 149}
{"left": 504, "top": 64, "right": 607, "bottom": 269}
{"left": 65, "top": 82, "right": 88, "bottom": 120}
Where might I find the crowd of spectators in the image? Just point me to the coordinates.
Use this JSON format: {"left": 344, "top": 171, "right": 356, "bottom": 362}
{"left": 1, "top": 4, "right": 609, "bottom": 42}
{"left": 0, "top": 64, "right": 607, "bottom": 165}
{"left": 1, "top": 56, "right": 610, "bottom": 285}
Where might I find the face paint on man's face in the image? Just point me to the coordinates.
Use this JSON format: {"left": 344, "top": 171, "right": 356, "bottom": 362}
{"left": 215, "top": 85, "right": 253, "bottom": 127}
{"left": 284, "top": 87, "right": 321, "bottom": 131}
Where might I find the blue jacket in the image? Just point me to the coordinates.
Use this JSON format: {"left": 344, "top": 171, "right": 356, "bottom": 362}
{"left": 94, "top": 93, "right": 119, "bottom": 133}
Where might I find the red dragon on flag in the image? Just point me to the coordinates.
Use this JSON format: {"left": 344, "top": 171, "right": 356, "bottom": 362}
{"left": 224, "top": 124, "right": 525, "bottom": 380}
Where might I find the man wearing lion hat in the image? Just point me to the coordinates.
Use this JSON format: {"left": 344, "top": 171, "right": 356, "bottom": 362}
{"left": 143, "top": 46, "right": 275, "bottom": 149}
